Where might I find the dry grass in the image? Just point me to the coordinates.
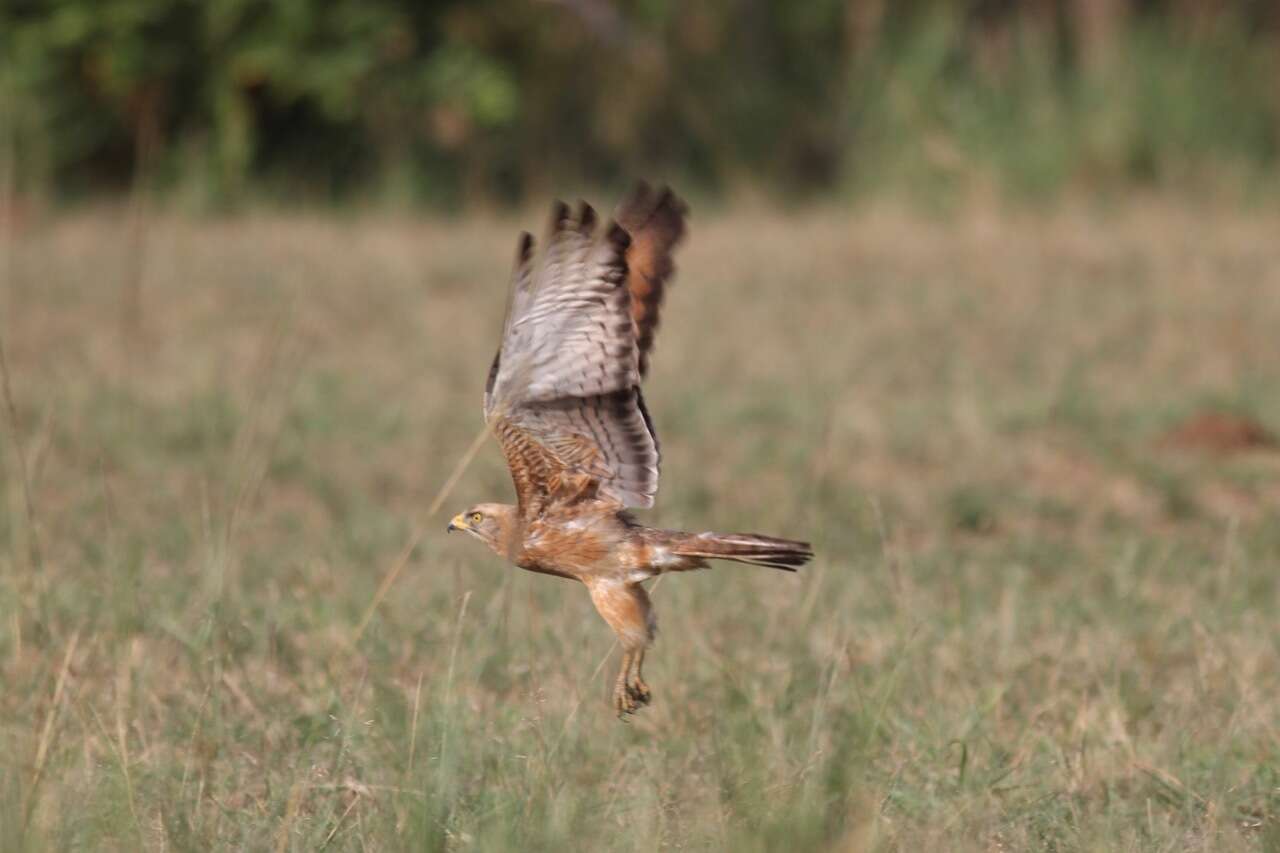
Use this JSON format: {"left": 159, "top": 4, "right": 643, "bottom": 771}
{"left": 1, "top": 198, "right": 1279, "bottom": 851}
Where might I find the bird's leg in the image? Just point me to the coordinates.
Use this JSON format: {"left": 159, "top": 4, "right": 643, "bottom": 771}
{"left": 614, "top": 650, "right": 638, "bottom": 716}
{"left": 627, "top": 648, "right": 651, "bottom": 705}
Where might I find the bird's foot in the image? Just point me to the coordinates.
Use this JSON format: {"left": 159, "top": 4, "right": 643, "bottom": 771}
{"left": 614, "top": 676, "right": 651, "bottom": 718}
{"left": 614, "top": 682, "right": 638, "bottom": 717}
{"left": 627, "top": 676, "right": 651, "bottom": 706}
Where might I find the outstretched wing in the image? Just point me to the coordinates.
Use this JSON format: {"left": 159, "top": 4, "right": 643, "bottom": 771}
{"left": 614, "top": 182, "right": 688, "bottom": 377}
{"left": 484, "top": 196, "right": 674, "bottom": 515}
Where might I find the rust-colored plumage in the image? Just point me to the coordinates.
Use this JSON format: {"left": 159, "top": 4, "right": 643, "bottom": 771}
{"left": 450, "top": 183, "right": 813, "bottom": 716}
{"left": 615, "top": 181, "right": 686, "bottom": 378}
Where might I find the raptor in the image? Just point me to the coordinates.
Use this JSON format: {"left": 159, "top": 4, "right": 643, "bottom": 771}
{"left": 448, "top": 183, "right": 813, "bottom": 715}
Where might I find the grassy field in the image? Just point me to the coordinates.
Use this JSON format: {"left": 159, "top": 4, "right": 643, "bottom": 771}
{"left": 1, "top": 198, "right": 1279, "bottom": 851}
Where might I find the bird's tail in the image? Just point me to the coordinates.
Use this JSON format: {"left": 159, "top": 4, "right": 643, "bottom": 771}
{"left": 669, "top": 531, "right": 814, "bottom": 572}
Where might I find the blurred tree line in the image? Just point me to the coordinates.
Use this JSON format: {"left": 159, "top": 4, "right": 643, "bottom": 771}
{"left": 1, "top": 0, "right": 1278, "bottom": 207}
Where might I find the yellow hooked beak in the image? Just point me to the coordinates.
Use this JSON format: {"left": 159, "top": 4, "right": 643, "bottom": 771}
{"left": 447, "top": 513, "right": 468, "bottom": 533}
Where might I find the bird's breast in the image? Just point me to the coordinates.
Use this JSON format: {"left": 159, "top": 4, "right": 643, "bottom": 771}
{"left": 516, "top": 514, "right": 621, "bottom": 578}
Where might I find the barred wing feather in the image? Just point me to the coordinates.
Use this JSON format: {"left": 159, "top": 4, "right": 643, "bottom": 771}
{"left": 484, "top": 200, "right": 663, "bottom": 512}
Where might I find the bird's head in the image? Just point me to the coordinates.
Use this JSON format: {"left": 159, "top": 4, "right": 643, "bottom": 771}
{"left": 447, "top": 503, "right": 518, "bottom": 557}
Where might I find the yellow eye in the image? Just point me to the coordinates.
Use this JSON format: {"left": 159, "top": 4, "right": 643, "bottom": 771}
{"left": 471, "top": 512, "right": 483, "bottom": 523}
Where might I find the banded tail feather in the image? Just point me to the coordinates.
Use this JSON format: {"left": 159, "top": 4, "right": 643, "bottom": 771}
{"left": 672, "top": 531, "right": 814, "bottom": 572}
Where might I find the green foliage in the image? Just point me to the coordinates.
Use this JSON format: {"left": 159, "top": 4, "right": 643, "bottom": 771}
{"left": 848, "top": 7, "right": 1280, "bottom": 202}
{"left": 1, "top": 1, "right": 1278, "bottom": 205}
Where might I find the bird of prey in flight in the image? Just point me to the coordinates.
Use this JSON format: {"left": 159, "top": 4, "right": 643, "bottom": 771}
{"left": 448, "top": 183, "right": 813, "bottom": 716}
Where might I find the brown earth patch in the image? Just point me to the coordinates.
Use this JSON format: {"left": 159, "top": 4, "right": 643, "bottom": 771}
{"left": 1157, "top": 412, "right": 1278, "bottom": 454}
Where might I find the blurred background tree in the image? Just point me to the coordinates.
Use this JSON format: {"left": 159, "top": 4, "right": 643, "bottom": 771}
{"left": 0, "top": 0, "right": 1277, "bottom": 208}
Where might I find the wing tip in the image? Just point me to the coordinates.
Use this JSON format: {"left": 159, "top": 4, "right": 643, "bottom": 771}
{"left": 576, "top": 200, "right": 597, "bottom": 233}
{"left": 548, "top": 199, "right": 571, "bottom": 234}
{"left": 651, "top": 184, "right": 690, "bottom": 225}
{"left": 616, "top": 181, "right": 689, "bottom": 233}
{"left": 605, "top": 219, "right": 632, "bottom": 252}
